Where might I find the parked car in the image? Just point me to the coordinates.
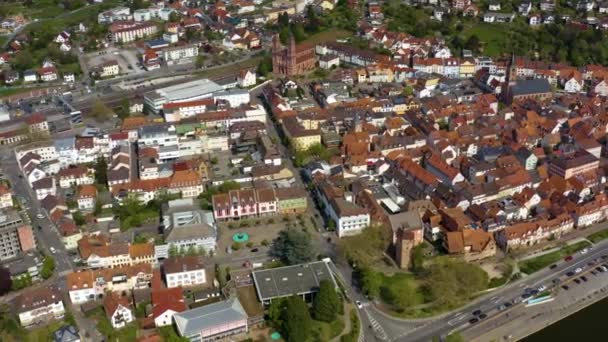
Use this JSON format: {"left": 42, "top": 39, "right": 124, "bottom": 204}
{"left": 49, "top": 246, "right": 56, "bottom": 254}
{"left": 469, "top": 318, "right": 479, "bottom": 324}
{"left": 472, "top": 310, "right": 482, "bottom": 316}
{"left": 575, "top": 267, "right": 583, "bottom": 273}
{"left": 550, "top": 264, "right": 558, "bottom": 269}
{"left": 580, "top": 248, "right": 589, "bottom": 255}
{"left": 564, "top": 255, "right": 574, "bottom": 262}
{"left": 562, "top": 285, "right": 570, "bottom": 290}
{"left": 574, "top": 278, "right": 581, "bottom": 284}
{"left": 478, "top": 313, "right": 488, "bottom": 320}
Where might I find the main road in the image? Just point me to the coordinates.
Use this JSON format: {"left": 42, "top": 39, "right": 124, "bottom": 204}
{"left": 0, "top": 147, "right": 73, "bottom": 277}
{"left": 360, "top": 237, "right": 608, "bottom": 342}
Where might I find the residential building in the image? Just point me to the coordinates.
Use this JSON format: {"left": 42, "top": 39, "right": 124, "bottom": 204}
{"left": 103, "top": 293, "right": 134, "bottom": 329}
{"left": 109, "top": 21, "right": 157, "bottom": 43}
{"left": 162, "top": 45, "right": 199, "bottom": 65}
{"left": 0, "top": 184, "right": 13, "bottom": 208}
{"left": 161, "top": 199, "right": 217, "bottom": 255}
{"left": 16, "top": 287, "right": 65, "bottom": 327}
{"left": 76, "top": 185, "right": 97, "bottom": 211}
{"left": 66, "top": 264, "right": 153, "bottom": 304}
{"left": 163, "top": 256, "right": 207, "bottom": 288}
{"left": 0, "top": 209, "right": 36, "bottom": 261}
{"left": 152, "top": 287, "right": 186, "bottom": 327}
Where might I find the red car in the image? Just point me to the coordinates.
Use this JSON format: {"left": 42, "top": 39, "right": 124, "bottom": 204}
{"left": 564, "top": 255, "right": 574, "bottom": 262}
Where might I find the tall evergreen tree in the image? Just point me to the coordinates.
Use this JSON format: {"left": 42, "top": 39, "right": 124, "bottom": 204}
{"left": 282, "top": 295, "right": 312, "bottom": 342}
{"left": 312, "top": 280, "right": 341, "bottom": 322}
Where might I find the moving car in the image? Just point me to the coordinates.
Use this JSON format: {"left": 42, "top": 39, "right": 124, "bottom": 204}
{"left": 472, "top": 310, "right": 482, "bottom": 316}
{"left": 566, "top": 271, "right": 575, "bottom": 277}
{"left": 49, "top": 246, "right": 56, "bottom": 254}
{"left": 580, "top": 248, "right": 589, "bottom": 255}
{"left": 356, "top": 301, "right": 363, "bottom": 309}
{"left": 478, "top": 313, "right": 488, "bottom": 320}
{"left": 469, "top": 318, "right": 479, "bottom": 324}
{"left": 36, "top": 213, "right": 44, "bottom": 219}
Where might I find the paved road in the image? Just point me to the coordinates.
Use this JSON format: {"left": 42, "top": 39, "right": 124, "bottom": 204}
{"left": 0, "top": 148, "right": 73, "bottom": 276}
{"left": 461, "top": 242, "right": 608, "bottom": 341}
{"left": 382, "top": 239, "right": 608, "bottom": 342}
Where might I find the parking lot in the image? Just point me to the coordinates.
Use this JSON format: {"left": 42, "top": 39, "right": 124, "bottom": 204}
{"left": 84, "top": 47, "right": 144, "bottom": 77}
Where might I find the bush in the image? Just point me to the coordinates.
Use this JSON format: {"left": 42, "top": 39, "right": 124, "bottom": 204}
{"left": 261, "top": 239, "right": 269, "bottom": 246}
{"left": 246, "top": 242, "right": 254, "bottom": 248}
{"left": 267, "top": 218, "right": 275, "bottom": 224}
{"left": 232, "top": 242, "right": 242, "bottom": 251}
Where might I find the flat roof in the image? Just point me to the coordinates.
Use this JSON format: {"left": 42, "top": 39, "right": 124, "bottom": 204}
{"left": 156, "top": 79, "right": 223, "bottom": 103}
{"left": 173, "top": 298, "right": 247, "bottom": 337}
{"left": 252, "top": 260, "right": 337, "bottom": 301}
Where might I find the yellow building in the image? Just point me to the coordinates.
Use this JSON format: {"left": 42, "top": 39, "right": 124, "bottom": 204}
{"left": 282, "top": 117, "right": 322, "bottom": 151}
{"left": 459, "top": 59, "right": 475, "bottom": 78}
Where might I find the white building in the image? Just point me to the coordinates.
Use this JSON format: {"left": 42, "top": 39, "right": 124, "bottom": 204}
{"left": 213, "top": 89, "right": 250, "bottom": 107}
{"left": 104, "top": 293, "right": 134, "bottom": 329}
{"left": 237, "top": 69, "right": 257, "bottom": 88}
{"left": 144, "top": 79, "right": 224, "bottom": 114}
{"left": 163, "top": 256, "right": 207, "bottom": 288}
{"left": 162, "top": 45, "right": 199, "bottom": 65}
{"left": 16, "top": 288, "right": 65, "bottom": 327}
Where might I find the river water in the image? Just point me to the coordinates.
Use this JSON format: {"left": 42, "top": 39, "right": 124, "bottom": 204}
{"left": 521, "top": 296, "right": 608, "bottom": 341}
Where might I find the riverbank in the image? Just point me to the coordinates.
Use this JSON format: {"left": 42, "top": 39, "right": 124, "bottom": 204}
{"left": 522, "top": 296, "right": 608, "bottom": 341}
{"left": 461, "top": 269, "right": 608, "bottom": 342}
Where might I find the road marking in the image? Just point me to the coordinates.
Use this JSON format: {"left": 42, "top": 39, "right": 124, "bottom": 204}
{"left": 365, "top": 309, "right": 388, "bottom": 341}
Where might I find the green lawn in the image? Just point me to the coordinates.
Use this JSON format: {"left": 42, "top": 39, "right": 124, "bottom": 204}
{"left": 588, "top": 230, "right": 608, "bottom": 243}
{"left": 312, "top": 318, "right": 345, "bottom": 341}
{"left": 519, "top": 241, "right": 592, "bottom": 275}
{"left": 25, "top": 321, "right": 66, "bottom": 342}
{"left": 87, "top": 306, "right": 138, "bottom": 342}
{"left": 464, "top": 23, "right": 510, "bottom": 57}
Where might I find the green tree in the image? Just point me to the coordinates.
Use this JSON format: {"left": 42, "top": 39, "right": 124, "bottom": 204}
{"left": 292, "top": 23, "right": 307, "bottom": 42}
{"left": 282, "top": 295, "right": 313, "bottom": 342}
{"left": 411, "top": 244, "right": 425, "bottom": 273}
{"left": 90, "top": 99, "right": 113, "bottom": 121}
{"left": 271, "top": 229, "right": 314, "bottom": 265}
{"left": 359, "top": 268, "right": 381, "bottom": 299}
{"left": 267, "top": 298, "right": 286, "bottom": 328}
{"left": 464, "top": 34, "right": 481, "bottom": 54}
{"left": 425, "top": 257, "right": 488, "bottom": 306}
{"left": 195, "top": 55, "right": 207, "bottom": 69}
{"left": 168, "top": 244, "right": 178, "bottom": 257}
{"left": 186, "top": 245, "right": 197, "bottom": 256}
{"left": 257, "top": 56, "right": 273, "bottom": 76}
{"left": 117, "top": 97, "right": 130, "bottom": 120}
{"left": 72, "top": 211, "right": 86, "bottom": 226}
{"left": 40, "top": 256, "right": 55, "bottom": 279}
{"left": 313, "top": 280, "right": 341, "bottom": 322}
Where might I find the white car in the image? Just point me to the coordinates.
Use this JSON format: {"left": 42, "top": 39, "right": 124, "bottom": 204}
{"left": 36, "top": 213, "right": 45, "bottom": 219}
{"left": 580, "top": 248, "right": 588, "bottom": 255}
{"left": 356, "top": 300, "right": 363, "bottom": 309}
{"left": 49, "top": 247, "right": 56, "bottom": 254}
{"left": 575, "top": 267, "right": 583, "bottom": 274}
{"left": 537, "top": 285, "right": 547, "bottom": 292}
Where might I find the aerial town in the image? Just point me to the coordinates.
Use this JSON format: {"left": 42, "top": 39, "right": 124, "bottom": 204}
{"left": 2, "top": 0, "right": 608, "bottom": 342}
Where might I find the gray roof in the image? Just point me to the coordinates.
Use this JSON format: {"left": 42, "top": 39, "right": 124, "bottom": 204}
{"left": 511, "top": 79, "right": 551, "bottom": 96}
{"left": 165, "top": 223, "right": 216, "bottom": 242}
{"left": 174, "top": 298, "right": 247, "bottom": 337}
{"left": 53, "top": 325, "right": 79, "bottom": 342}
{"left": 252, "top": 260, "right": 337, "bottom": 301}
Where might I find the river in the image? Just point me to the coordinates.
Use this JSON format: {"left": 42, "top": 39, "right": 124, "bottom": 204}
{"left": 521, "top": 296, "right": 608, "bottom": 341}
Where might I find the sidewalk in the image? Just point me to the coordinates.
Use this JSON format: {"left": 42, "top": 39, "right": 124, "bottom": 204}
{"left": 331, "top": 303, "right": 353, "bottom": 342}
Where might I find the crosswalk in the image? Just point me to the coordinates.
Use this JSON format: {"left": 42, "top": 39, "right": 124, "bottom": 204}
{"left": 366, "top": 309, "right": 389, "bottom": 340}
